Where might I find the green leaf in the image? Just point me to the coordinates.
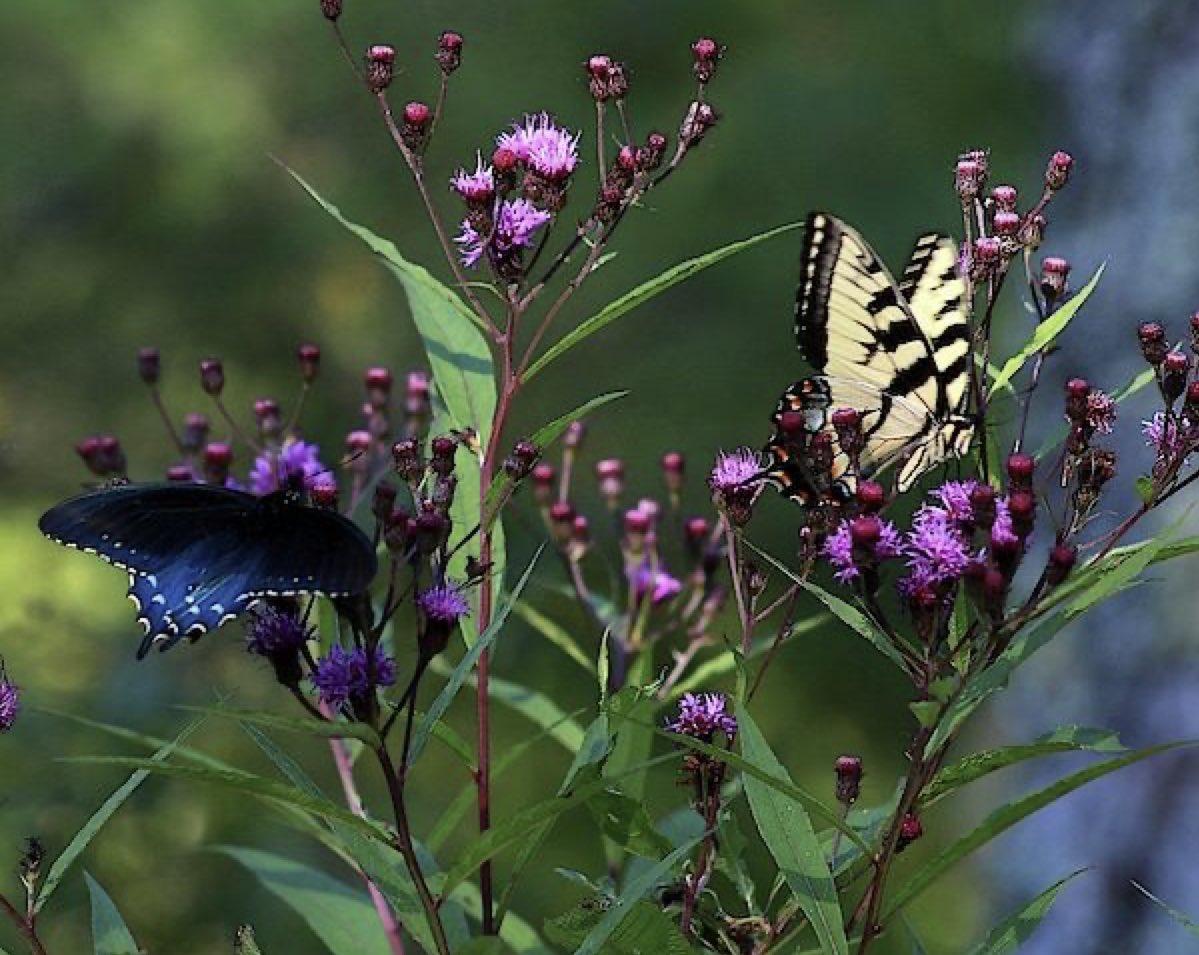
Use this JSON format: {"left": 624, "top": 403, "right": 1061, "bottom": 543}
{"left": 177, "top": 706, "right": 381, "bottom": 748}
{"left": 923, "top": 726, "right": 1125, "bottom": 808}
{"left": 561, "top": 714, "right": 613, "bottom": 792}
{"left": 924, "top": 612, "right": 1071, "bottom": 758}
{"left": 512, "top": 600, "right": 595, "bottom": 675}
{"left": 1135, "top": 476, "right": 1156, "bottom": 504}
{"left": 409, "top": 545, "right": 543, "bottom": 764}
{"left": 990, "top": 265, "right": 1105, "bottom": 392}
{"left": 909, "top": 701, "right": 940, "bottom": 729}
{"left": 523, "top": 221, "right": 802, "bottom": 381}
{"left": 1062, "top": 522, "right": 1180, "bottom": 621}
{"left": 37, "top": 717, "right": 204, "bottom": 914}
{"left": 585, "top": 788, "right": 674, "bottom": 859}
{"left": 603, "top": 651, "right": 658, "bottom": 802}
{"left": 965, "top": 869, "right": 1087, "bottom": 955}
{"left": 749, "top": 543, "right": 906, "bottom": 671}
{"left": 545, "top": 899, "right": 692, "bottom": 955}
{"left": 440, "top": 754, "right": 676, "bottom": 899}
{"left": 885, "top": 741, "right": 1197, "bottom": 918}
{"left": 740, "top": 711, "right": 848, "bottom": 955}
{"left": 1034, "top": 367, "right": 1155, "bottom": 459}
{"left": 482, "top": 391, "right": 628, "bottom": 530}
{"left": 1131, "top": 881, "right": 1199, "bottom": 938}
{"left": 85, "top": 872, "right": 141, "bottom": 955}
{"left": 570, "top": 840, "right": 702, "bottom": 955}
{"left": 668, "top": 621, "right": 826, "bottom": 699}
{"left": 217, "top": 846, "right": 393, "bottom": 955}
{"left": 62, "top": 757, "right": 393, "bottom": 845}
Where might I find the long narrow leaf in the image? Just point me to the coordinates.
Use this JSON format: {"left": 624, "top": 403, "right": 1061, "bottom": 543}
{"left": 178, "top": 705, "right": 381, "bottom": 747}
{"left": 513, "top": 600, "right": 595, "bottom": 674}
{"left": 85, "top": 872, "right": 140, "bottom": 955}
{"left": 965, "top": 869, "right": 1087, "bottom": 955}
{"left": 408, "top": 545, "right": 543, "bottom": 764}
{"left": 741, "top": 711, "right": 847, "bottom": 955}
{"left": 218, "top": 846, "right": 393, "bottom": 955}
{"left": 991, "top": 265, "right": 1105, "bottom": 392}
{"left": 36, "top": 717, "right": 204, "bottom": 914}
{"left": 524, "top": 222, "right": 802, "bottom": 381}
{"left": 885, "top": 741, "right": 1196, "bottom": 918}
{"left": 1131, "top": 881, "right": 1199, "bottom": 938}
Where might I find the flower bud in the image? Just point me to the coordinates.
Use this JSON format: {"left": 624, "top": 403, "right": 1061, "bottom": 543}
{"left": 504, "top": 439, "right": 540, "bottom": 481}
{"left": 1007, "top": 490, "right": 1036, "bottom": 538}
{"left": 691, "top": 36, "right": 723, "bottom": 84}
{"left": 137, "top": 347, "right": 161, "bottom": 385}
{"left": 595, "top": 458, "right": 625, "bottom": 504}
{"left": 436, "top": 31, "right": 463, "bottom": 74}
{"left": 383, "top": 507, "right": 412, "bottom": 551}
{"left": 392, "top": 437, "right": 423, "bottom": 483}
{"left": 414, "top": 506, "right": 449, "bottom": 553}
{"left": 492, "top": 147, "right": 518, "bottom": 176}
{"left": 165, "top": 463, "right": 193, "bottom": 482}
{"left": 638, "top": 131, "right": 668, "bottom": 172}
{"left": 320, "top": 0, "right": 342, "bottom": 21}
{"left": 402, "top": 101, "right": 432, "bottom": 151}
{"left": 1040, "top": 256, "right": 1070, "bottom": 302}
{"left": 1137, "top": 322, "right": 1169, "bottom": 366}
{"left": 684, "top": 516, "right": 710, "bottom": 557}
{"left": 372, "top": 481, "right": 398, "bottom": 523}
{"left": 203, "top": 442, "right": 234, "bottom": 485}
{"left": 1045, "top": 150, "right": 1073, "bottom": 191}
{"left": 834, "top": 754, "right": 863, "bottom": 806}
{"left": 297, "top": 343, "right": 321, "bottom": 382}
{"left": 855, "top": 480, "right": 886, "bottom": 513}
{"left": 344, "top": 430, "right": 372, "bottom": 472}
{"left": 623, "top": 507, "right": 652, "bottom": 552}
{"left": 990, "top": 184, "right": 1018, "bottom": 211}
{"left": 1006, "top": 452, "right": 1035, "bottom": 489}
{"left": 831, "top": 407, "right": 864, "bottom": 457}
{"left": 1046, "top": 543, "right": 1077, "bottom": 587}
{"left": 200, "top": 358, "right": 224, "bottom": 396}
{"left": 365, "top": 45, "right": 396, "bottom": 94}
{"left": 974, "top": 236, "right": 1001, "bottom": 265}
{"left": 1065, "top": 378, "right": 1091, "bottom": 422}
{"left": 970, "top": 483, "right": 997, "bottom": 527}
{"left": 992, "top": 210, "right": 1020, "bottom": 237}
{"left": 1163, "top": 351, "right": 1189, "bottom": 403}
{"left": 549, "top": 502, "right": 576, "bottom": 545}
{"left": 253, "top": 398, "right": 283, "bottom": 440}
{"left": 182, "top": 413, "right": 209, "bottom": 453}
{"left": 430, "top": 434, "right": 457, "bottom": 477}
{"left": 586, "top": 54, "right": 613, "bottom": 101}
{"left": 365, "top": 367, "right": 392, "bottom": 408}
{"left": 531, "top": 462, "right": 556, "bottom": 505}
{"left": 563, "top": 420, "right": 586, "bottom": 451}
{"left": 897, "top": 813, "right": 923, "bottom": 852}
{"left": 955, "top": 157, "right": 984, "bottom": 203}
{"left": 310, "top": 477, "right": 339, "bottom": 510}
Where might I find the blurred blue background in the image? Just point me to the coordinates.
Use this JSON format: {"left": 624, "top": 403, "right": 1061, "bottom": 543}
{"left": 1, "top": 1, "right": 1195, "bottom": 952}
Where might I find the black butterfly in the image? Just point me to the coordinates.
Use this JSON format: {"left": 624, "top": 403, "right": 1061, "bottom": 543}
{"left": 39, "top": 483, "right": 378, "bottom": 657}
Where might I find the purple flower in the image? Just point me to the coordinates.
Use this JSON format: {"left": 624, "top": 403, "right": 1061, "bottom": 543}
{"left": 250, "top": 439, "right": 326, "bottom": 496}
{"left": 902, "top": 505, "right": 972, "bottom": 585}
{"left": 666, "top": 692, "right": 737, "bottom": 742}
{"left": 247, "top": 606, "right": 310, "bottom": 658}
{"left": 311, "top": 645, "right": 396, "bottom": 708}
{"left": 822, "top": 517, "right": 901, "bottom": 585}
{"left": 990, "top": 498, "right": 1019, "bottom": 549}
{"left": 630, "top": 562, "right": 683, "bottom": 605}
{"left": 708, "top": 448, "right": 761, "bottom": 493}
{"left": 455, "top": 198, "right": 551, "bottom": 269}
{"left": 450, "top": 154, "right": 495, "bottom": 203}
{"left": 417, "top": 582, "right": 471, "bottom": 623}
{"left": 1086, "top": 390, "right": 1117, "bottom": 435}
{"left": 1142, "top": 412, "right": 1197, "bottom": 461}
{"left": 496, "top": 113, "right": 580, "bottom": 180}
{"left": 936, "top": 480, "right": 982, "bottom": 525}
{"left": 0, "top": 669, "right": 19, "bottom": 732}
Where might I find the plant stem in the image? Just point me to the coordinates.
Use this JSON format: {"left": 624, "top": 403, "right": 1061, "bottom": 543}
{"left": 376, "top": 746, "right": 452, "bottom": 955}
{"left": 0, "top": 893, "right": 49, "bottom": 955}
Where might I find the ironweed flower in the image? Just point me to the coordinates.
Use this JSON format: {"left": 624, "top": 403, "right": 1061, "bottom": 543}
{"left": 417, "top": 581, "right": 471, "bottom": 658}
{"left": 496, "top": 112, "right": 580, "bottom": 182}
{"left": 630, "top": 561, "right": 683, "bottom": 605}
{"left": 456, "top": 198, "right": 551, "bottom": 269}
{"left": 904, "top": 506, "right": 973, "bottom": 584}
{"left": 709, "top": 448, "right": 760, "bottom": 526}
{"left": 823, "top": 516, "right": 901, "bottom": 584}
{"left": 0, "top": 664, "right": 19, "bottom": 732}
{"left": 450, "top": 154, "right": 496, "bottom": 205}
{"left": 249, "top": 439, "right": 326, "bottom": 495}
{"left": 667, "top": 692, "right": 737, "bottom": 743}
{"left": 311, "top": 645, "right": 396, "bottom": 708}
{"left": 1142, "top": 411, "right": 1199, "bottom": 464}
{"left": 247, "top": 606, "right": 310, "bottom": 687}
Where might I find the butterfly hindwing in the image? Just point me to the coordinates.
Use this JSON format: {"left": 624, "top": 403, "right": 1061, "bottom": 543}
{"left": 41, "top": 483, "right": 377, "bottom": 654}
{"left": 768, "top": 212, "right": 974, "bottom": 501}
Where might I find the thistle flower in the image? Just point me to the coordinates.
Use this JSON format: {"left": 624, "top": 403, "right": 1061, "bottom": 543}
{"left": 417, "top": 582, "right": 471, "bottom": 624}
{"left": 708, "top": 448, "right": 760, "bottom": 493}
{"left": 936, "top": 479, "right": 982, "bottom": 526}
{"left": 246, "top": 606, "right": 310, "bottom": 687}
{"left": 311, "top": 645, "right": 396, "bottom": 708}
{"left": 630, "top": 562, "right": 683, "bottom": 605}
{"left": 455, "top": 198, "right": 551, "bottom": 269}
{"left": 0, "top": 666, "right": 19, "bottom": 732}
{"left": 450, "top": 154, "right": 496, "bottom": 204}
{"left": 249, "top": 439, "right": 326, "bottom": 496}
{"left": 1142, "top": 411, "right": 1199, "bottom": 462}
{"left": 666, "top": 692, "right": 737, "bottom": 742}
{"left": 901, "top": 506, "right": 972, "bottom": 587}
{"left": 496, "top": 112, "right": 580, "bottom": 181}
{"left": 822, "top": 516, "right": 901, "bottom": 585}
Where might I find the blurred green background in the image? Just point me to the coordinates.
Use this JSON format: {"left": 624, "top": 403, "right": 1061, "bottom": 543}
{"left": 6, "top": 1, "right": 1179, "bottom": 953}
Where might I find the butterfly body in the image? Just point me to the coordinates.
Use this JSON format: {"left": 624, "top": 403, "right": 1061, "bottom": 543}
{"left": 765, "top": 212, "right": 974, "bottom": 503}
{"left": 39, "top": 483, "right": 377, "bottom": 657}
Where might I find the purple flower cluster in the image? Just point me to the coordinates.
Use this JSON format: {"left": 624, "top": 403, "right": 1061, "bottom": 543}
{"left": 456, "top": 199, "right": 551, "bottom": 269}
{"left": 708, "top": 448, "right": 761, "bottom": 493}
{"left": 249, "top": 439, "right": 326, "bottom": 496}
{"left": 311, "top": 645, "right": 396, "bottom": 708}
{"left": 246, "top": 606, "right": 310, "bottom": 658}
{"left": 1142, "top": 411, "right": 1199, "bottom": 463}
{"left": 666, "top": 692, "right": 737, "bottom": 742}
{"left": 496, "top": 112, "right": 580, "bottom": 181}
{"left": 417, "top": 582, "right": 471, "bottom": 623}
{"left": 822, "top": 516, "right": 901, "bottom": 585}
{"left": 450, "top": 154, "right": 495, "bottom": 203}
{"left": 629, "top": 561, "right": 683, "bottom": 605}
{"left": 0, "top": 670, "right": 19, "bottom": 732}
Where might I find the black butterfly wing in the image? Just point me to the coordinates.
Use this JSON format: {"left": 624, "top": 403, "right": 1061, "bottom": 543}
{"left": 41, "top": 483, "right": 378, "bottom": 655}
